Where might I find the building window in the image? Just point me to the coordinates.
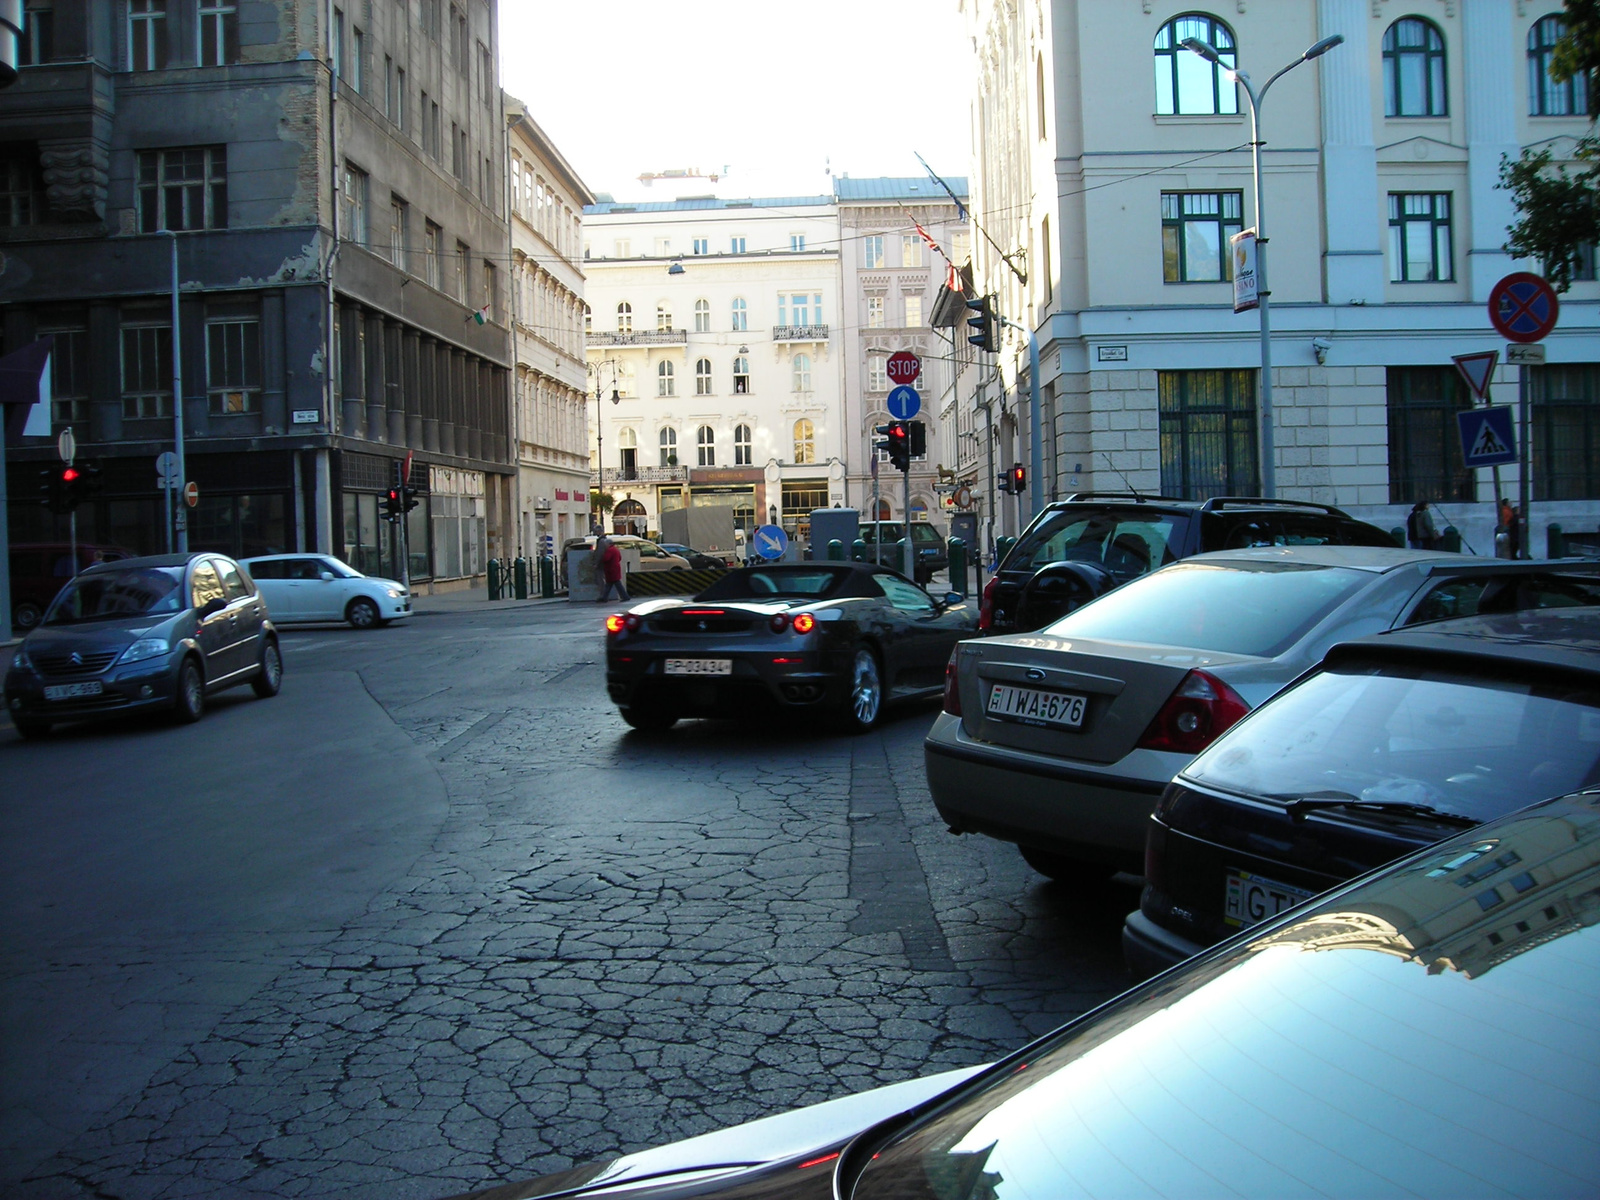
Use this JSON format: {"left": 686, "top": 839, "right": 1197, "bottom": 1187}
{"left": 793, "top": 419, "right": 815, "bottom": 464}
{"left": 1162, "top": 191, "right": 1242, "bottom": 282}
{"left": 0, "top": 148, "right": 41, "bottom": 226}
{"left": 331, "top": 6, "right": 344, "bottom": 76}
{"left": 1388, "top": 192, "right": 1453, "bottom": 282}
{"left": 863, "top": 234, "right": 884, "bottom": 268}
{"left": 693, "top": 298, "right": 711, "bottom": 332}
{"left": 138, "top": 147, "right": 228, "bottom": 232}
{"left": 868, "top": 354, "right": 887, "bottom": 392}
{"left": 1532, "top": 365, "right": 1600, "bottom": 500}
{"left": 39, "top": 322, "right": 87, "bottom": 424}
{"left": 731, "top": 297, "right": 748, "bottom": 332}
{"left": 351, "top": 25, "right": 365, "bottom": 91}
{"left": 1529, "top": 15, "right": 1588, "bottom": 116}
{"left": 338, "top": 161, "right": 368, "bottom": 246}
{"left": 654, "top": 237, "right": 671, "bottom": 256}
{"left": 20, "top": 0, "right": 54, "bottom": 65}
{"left": 656, "top": 302, "right": 672, "bottom": 331}
{"left": 454, "top": 240, "right": 468, "bottom": 301}
{"left": 866, "top": 295, "right": 885, "bottom": 328}
{"left": 483, "top": 259, "right": 497, "bottom": 320}
{"left": 1153, "top": 14, "right": 1238, "bottom": 115}
{"left": 389, "top": 195, "right": 408, "bottom": 267}
{"left": 793, "top": 354, "right": 812, "bottom": 392}
{"left": 730, "top": 235, "right": 746, "bottom": 253}
{"left": 479, "top": 41, "right": 493, "bottom": 106}
{"left": 206, "top": 308, "right": 261, "bottom": 414}
{"left": 695, "top": 357, "right": 713, "bottom": 395}
{"left": 424, "top": 221, "right": 441, "bottom": 287}
{"left": 659, "top": 426, "right": 678, "bottom": 468}
{"left": 900, "top": 234, "right": 923, "bottom": 267}
{"left": 612, "top": 238, "right": 630, "bottom": 258}
{"left": 734, "top": 423, "right": 752, "bottom": 466}
{"left": 777, "top": 293, "right": 822, "bottom": 326}
{"left": 615, "top": 426, "right": 638, "bottom": 479}
{"left": 903, "top": 294, "right": 923, "bottom": 328}
{"left": 616, "top": 301, "right": 633, "bottom": 333}
{"left": 129, "top": 0, "right": 168, "bottom": 70}
{"left": 197, "top": 0, "right": 236, "bottom": 65}
{"left": 781, "top": 482, "right": 828, "bottom": 536}
{"left": 791, "top": 234, "right": 806, "bottom": 252}
{"left": 1158, "top": 369, "right": 1258, "bottom": 499}
{"left": 697, "top": 425, "right": 716, "bottom": 466}
{"left": 1387, "top": 367, "right": 1473, "bottom": 503}
{"left": 1383, "top": 17, "right": 1447, "bottom": 117}
{"left": 693, "top": 237, "right": 708, "bottom": 255}
{"left": 121, "top": 318, "right": 173, "bottom": 419}
{"left": 733, "top": 356, "right": 750, "bottom": 394}
{"left": 657, "top": 360, "right": 676, "bottom": 397}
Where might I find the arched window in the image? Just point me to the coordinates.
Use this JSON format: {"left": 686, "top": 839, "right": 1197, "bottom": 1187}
{"left": 617, "top": 427, "right": 637, "bottom": 448}
{"left": 793, "top": 353, "right": 812, "bottom": 392}
{"left": 1383, "top": 17, "right": 1447, "bottom": 117}
{"left": 657, "top": 360, "right": 675, "bottom": 397}
{"left": 1529, "top": 14, "right": 1588, "bottom": 116}
{"left": 616, "top": 301, "right": 632, "bottom": 333}
{"left": 693, "top": 298, "right": 711, "bottom": 332}
{"left": 730, "top": 297, "right": 748, "bottom": 332}
{"left": 659, "top": 425, "right": 678, "bottom": 467}
{"left": 616, "top": 425, "right": 638, "bottom": 479}
{"left": 733, "top": 355, "right": 750, "bottom": 394}
{"left": 697, "top": 424, "right": 716, "bottom": 467}
{"left": 734, "top": 423, "right": 752, "bottom": 466}
{"left": 793, "top": 418, "right": 815, "bottom": 464}
{"left": 1153, "top": 14, "right": 1238, "bottom": 115}
{"left": 656, "top": 302, "right": 672, "bottom": 331}
{"left": 695, "top": 357, "right": 713, "bottom": 395}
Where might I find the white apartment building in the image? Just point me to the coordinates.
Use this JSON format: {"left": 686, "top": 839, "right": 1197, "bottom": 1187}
{"left": 835, "top": 178, "right": 971, "bottom": 533}
{"left": 506, "top": 97, "right": 594, "bottom": 557}
{"left": 581, "top": 196, "right": 845, "bottom": 541}
{"left": 962, "top": 0, "right": 1598, "bottom": 553}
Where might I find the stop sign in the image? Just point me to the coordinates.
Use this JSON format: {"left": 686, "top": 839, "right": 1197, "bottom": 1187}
{"left": 886, "top": 351, "right": 921, "bottom": 385}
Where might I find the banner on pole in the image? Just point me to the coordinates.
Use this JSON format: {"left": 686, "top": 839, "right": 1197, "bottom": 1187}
{"left": 1231, "top": 230, "right": 1259, "bottom": 313}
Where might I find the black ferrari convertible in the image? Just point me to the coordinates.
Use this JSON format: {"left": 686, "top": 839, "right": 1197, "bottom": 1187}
{"left": 603, "top": 562, "right": 977, "bottom": 732}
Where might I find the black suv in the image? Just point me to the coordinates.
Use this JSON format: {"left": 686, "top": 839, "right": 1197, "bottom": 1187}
{"left": 858, "top": 521, "right": 948, "bottom": 584}
{"left": 977, "top": 494, "right": 1397, "bottom": 634}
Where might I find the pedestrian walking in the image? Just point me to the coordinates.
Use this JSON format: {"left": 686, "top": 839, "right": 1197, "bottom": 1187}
{"left": 1406, "top": 501, "right": 1439, "bottom": 550}
{"left": 595, "top": 534, "right": 629, "bottom": 603}
{"left": 1499, "top": 498, "right": 1521, "bottom": 559}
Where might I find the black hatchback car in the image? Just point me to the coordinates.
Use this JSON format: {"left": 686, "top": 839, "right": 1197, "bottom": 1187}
{"left": 1124, "top": 605, "right": 1600, "bottom": 978}
{"left": 4, "top": 552, "right": 282, "bottom": 737}
{"left": 979, "top": 493, "right": 1398, "bottom": 634}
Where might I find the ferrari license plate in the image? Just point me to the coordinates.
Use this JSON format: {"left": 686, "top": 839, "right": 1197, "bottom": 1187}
{"left": 665, "top": 658, "right": 732, "bottom": 677}
{"left": 986, "top": 684, "right": 1087, "bottom": 729}
{"left": 44, "top": 680, "right": 104, "bottom": 701}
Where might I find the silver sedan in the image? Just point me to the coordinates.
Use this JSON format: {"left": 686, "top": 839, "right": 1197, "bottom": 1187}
{"left": 925, "top": 546, "right": 1600, "bottom": 884}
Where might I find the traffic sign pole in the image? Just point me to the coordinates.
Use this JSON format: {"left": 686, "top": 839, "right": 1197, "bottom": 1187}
{"left": 1488, "top": 273, "right": 1558, "bottom": 559}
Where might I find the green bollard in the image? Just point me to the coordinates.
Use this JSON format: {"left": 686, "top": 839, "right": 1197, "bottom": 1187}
{"left": 487, "top": 557, "right": 502, "bottom": 599}
{"left": 996, "top": 536, "right": 1016, "bottom": 569}
{"left": 827, "top": 538, "right": 844, "bottom": 561}
{"left": 948, "top": 537, "right": 968, "bottom": 597}
{"left": 1439, "top": 527, "right": 1461, "bottom": 554}
{"left": 1390, "top": 526, "right": 1406, "bottom": 549}
{"left": 851, "top": 538, "right": 867, "bottom": 563}
{"left": 1549, "top": 523, "right": 1566, "bottom": 559}
{"left": 539, "top": 554, "right": 556, "bottom": 598}
{"left": 513, "top": 556, "right": 529, "bottom": 600}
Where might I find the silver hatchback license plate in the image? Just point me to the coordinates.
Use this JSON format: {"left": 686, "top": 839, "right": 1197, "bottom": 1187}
{"left": 44, "top": 680, "right": 104, "bottom": 701}
{"left": 1224, "top": 868, "right": 1316, "bottom": 928}
{"left": 665, "top": 658, "right": 732, "bottom": 677}
{"left": 986, "top": 683, "right": 1087, "bottom": 729}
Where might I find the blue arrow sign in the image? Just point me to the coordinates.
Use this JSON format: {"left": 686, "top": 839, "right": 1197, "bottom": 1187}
{"left": 1457, "top": 406, "right": 1517, "bottom": 468}
{"left": 886, "top": 385, "right": 921, "bottom": 421}
{"left": 753, "top": 524, "right": 789, "bottom": 560}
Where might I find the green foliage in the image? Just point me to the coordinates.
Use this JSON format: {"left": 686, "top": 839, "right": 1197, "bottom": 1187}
{"left": 1548, "top": 0, "right": 1600, "bottom": 114}
{"left": 591, "top": 490, "right": 616, "bottom": 514}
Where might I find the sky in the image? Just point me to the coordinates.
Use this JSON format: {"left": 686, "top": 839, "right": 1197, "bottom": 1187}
{"left": 499, "top": 1, "right": 972, "bottom": 204}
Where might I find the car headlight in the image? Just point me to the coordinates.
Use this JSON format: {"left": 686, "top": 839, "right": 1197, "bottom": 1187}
{"left": 10, "top": 645, "right": 30, "bottom": 671}
{"left": 385, "top": 587, "right": 403, "bottom": 599}
{"left": 119, "top": 637, "right": 170, "bottom": 665}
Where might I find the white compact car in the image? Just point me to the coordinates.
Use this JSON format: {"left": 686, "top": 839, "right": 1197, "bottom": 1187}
{"left": 240, "top": 554, "right": 412, "bottom": 629}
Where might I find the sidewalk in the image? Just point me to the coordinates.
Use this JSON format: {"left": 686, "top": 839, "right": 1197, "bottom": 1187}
{"left": 408, "top": 590, "right": 572, "bottom": 616}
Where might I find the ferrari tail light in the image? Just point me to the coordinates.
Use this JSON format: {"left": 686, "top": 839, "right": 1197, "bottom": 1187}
{"left": 604, "top": 614, "right": 626, "bottom": 634}
{"left": 1136, "top": 669, "right": 1250, "bottom": 755}
{"left": 791, "top": 612, "right": 816, "bottom": 634}
{"left": 769, "top": 613, "right": 789, "bottom": 633}
{"left": 942, "top": 648, "right": 963, "bottom": 716}
{"left": 625, "top": 613, "right": 642, "bottom": 631}
{"left": 977, "top": 575, "right": 1000, "bottom": 631}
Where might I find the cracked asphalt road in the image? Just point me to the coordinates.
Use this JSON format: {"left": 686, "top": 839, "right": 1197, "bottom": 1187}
{"left": 2, "top": 600, "right": 1138, "bottom": 1199}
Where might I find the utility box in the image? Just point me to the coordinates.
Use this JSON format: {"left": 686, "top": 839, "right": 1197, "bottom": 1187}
{"left": 659, "top": 505, "right": 739, "bottom": 564}
{"left": 808, "top": 508, "right": 859, "bottom": 558}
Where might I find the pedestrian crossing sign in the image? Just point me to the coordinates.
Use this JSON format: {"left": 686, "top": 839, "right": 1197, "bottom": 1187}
{"left": 1456, "top": 405, "right": 1517, "bottom": 468}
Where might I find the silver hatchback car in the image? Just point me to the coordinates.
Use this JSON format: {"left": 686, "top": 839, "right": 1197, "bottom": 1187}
{"left": 925, "top": 546, "right": 1600, "bottom": 885}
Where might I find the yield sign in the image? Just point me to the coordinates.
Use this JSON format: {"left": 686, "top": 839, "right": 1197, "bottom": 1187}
{"left": 1451, "top": 351, "right": 1498, "bottom": 401}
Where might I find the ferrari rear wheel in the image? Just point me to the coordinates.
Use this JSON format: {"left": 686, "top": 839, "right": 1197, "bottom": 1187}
{"left": 620, "top": 703, "right": 677, "bottom": 733}
{"left": 838, "top": 647, "right": 882, "bottom": 733}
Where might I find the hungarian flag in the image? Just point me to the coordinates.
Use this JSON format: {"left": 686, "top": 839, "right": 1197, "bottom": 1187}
{"left": 466, "top": 305, "right": 489, "bottom": 325}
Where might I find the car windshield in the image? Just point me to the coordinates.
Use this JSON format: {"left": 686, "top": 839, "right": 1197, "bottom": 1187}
{"left": 1183, "top": 665, "right": 1600, "bottom": 821}
{"left": 43, "top": 567, "right": 186, "bottom": 625}
{"left": 696, "top": 568, "right": 851, "bottom": 600}
{"left": 1046, "top": 560, "right": 1370, "bottom": 657}
{"left": 1011, "top": 509, "right": 1183, "bottom": 584}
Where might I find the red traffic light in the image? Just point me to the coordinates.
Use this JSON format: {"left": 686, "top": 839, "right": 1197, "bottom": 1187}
{"left": 62, "top": 467, "right": 80, "bottom": 482}
{"left": 1009, "top": 463, "right": 1026, "bottom": 490}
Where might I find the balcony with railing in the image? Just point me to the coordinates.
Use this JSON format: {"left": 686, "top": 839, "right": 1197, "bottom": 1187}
{"left": 586, "top": 328, "right": 689, "bottom": 347}
{"left": 593, "top": 465, "right": 689, "bottom": 486}
{"left": 772, "top": 324, "right": 830, "bottom": 343}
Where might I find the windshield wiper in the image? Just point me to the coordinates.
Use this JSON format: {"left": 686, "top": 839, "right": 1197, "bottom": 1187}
{"left": 1267, "top": 790, "right": 1478, "bottom": 826}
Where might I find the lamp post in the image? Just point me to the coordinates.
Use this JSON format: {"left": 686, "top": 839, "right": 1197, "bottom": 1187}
{"left": 588, "top": 359, "right": 621, "bottom": 533}
{"left": 1180, "top": 32, "right": 1343, "bottom": 499}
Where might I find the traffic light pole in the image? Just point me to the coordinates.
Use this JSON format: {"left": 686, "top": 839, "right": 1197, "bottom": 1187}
{"left": 167, "top": 231, "right": 188, "bottom": 553}
{"left": 997, "top": 315, "right": 1043, "bottom": 519}
{"left": 903, "top": 461, "right": 912, "bottom": 579}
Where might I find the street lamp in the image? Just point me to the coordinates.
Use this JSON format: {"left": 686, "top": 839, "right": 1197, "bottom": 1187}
{"left": 588, "top": 359, "right": 621, "bottom": 532}
{"left": 1180, "top": 32, "right": 1343, "bottom": 498}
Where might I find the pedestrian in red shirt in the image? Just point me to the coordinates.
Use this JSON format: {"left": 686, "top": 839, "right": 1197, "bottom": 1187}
{"left": 595, "top": 535, "right": 629, "bottom": 603}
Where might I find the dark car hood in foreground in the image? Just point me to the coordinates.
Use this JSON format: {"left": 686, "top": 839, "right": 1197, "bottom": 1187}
{"left": 24, "top": 614, "right": 175, "bottom": 653}
{"left": 448, "top": 789, "right": 1600, "bottom": 1199}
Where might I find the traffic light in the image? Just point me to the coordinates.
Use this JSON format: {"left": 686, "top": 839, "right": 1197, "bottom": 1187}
{"left": 384, "top": 487, "right": 403, "bottom": 520}
{"left": 70, "top": 460, "right": 103, "bottom": 508}
{"left": 38, "top": 462, "right": 96, "bottom": 514}
{"left": 965, "top": 294, "right": 996, "bottom": 352}
{"left": 907, "top": 420, "right": 926, "bottom": 459}
{"left": 38, "top": 466, "right": 63, "bottom": 513}
{"left": 875, "top": 421, "right": 910, "bottom": 472}
{"left": 401, "top": 484, "right": 420, "bottom": 512}
{"left": 1009, "top": 463, "right": 1026, "bottom": 494}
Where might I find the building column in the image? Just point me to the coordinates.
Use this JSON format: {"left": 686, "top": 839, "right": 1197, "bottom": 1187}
{"left": 385, "top": 321, "right": 406, "bottom": 445}
{"left": 1463, "top": 0, "right": 1521, "bottom": 300}
{"left": 260, "top": 290, "right": 287, "bottom": 434}
{"left": 403, "top": 328, "right": 424, "bottom": 450}
{"left": 340, "top": 302, "right": 365, "bottom": 439}
{"left": 364, "top": 310, "right": 387, "bottom": 444}
{"left": 420, "top": 338, "right": 440, "bottom": 452}
{"left": 1319, "top": 0, "right": 1385, "bottom": 304}
{"left": 88, "top": 302, "right": 121, "bottom": 443}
